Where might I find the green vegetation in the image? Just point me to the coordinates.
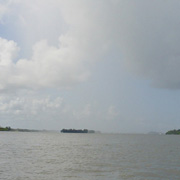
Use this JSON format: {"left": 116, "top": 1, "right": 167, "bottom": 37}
{"left": 0, "top": 126, "right": 11, "bottom": 131}
{"left": 166, "top": 129, "right": 180, "bottom": 135}
{"left": 0, "top": 126, "right": 40, "bottom": 132}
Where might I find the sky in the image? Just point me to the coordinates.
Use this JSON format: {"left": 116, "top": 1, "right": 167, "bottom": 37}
{"left": 0, "top": 0, "right": 180, "bottom": 133}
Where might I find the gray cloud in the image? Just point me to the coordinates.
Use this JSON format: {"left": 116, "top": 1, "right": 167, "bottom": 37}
{"left": 114, "top": 0, "right": 180, "bottom": 89}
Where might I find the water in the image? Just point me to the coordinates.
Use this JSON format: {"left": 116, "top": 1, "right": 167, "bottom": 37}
{"left": 0, "top": 132, "right": 180, "bottom": 180}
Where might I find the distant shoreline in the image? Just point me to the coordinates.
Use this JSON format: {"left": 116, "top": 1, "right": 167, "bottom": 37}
{"left": 0, "top": 126, "right": 99, "bottom": 133}
{"left": 0, "top": 126, "right": 47, "bottom": 132}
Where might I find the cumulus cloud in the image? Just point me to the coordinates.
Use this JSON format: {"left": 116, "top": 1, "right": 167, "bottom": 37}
{"left": 14, "top": 39, "right": 89, "bottom": 89}
{"left": 1, "top": 0, "right": 180, "bottom": 90}
{"left": 0, "top": 0, "right": 106, "bottom": 91}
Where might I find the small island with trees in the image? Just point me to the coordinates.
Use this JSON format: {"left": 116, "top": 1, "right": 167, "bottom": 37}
{"left": 61, "top": 129, "right": 96, "bottom": 133}
{"left": 166, "top": 129, "right": 180, "bottom": 135}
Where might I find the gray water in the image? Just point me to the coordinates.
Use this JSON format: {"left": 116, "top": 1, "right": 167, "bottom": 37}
{"left": 0, "top": 132, "right": 180, "bottom": 180}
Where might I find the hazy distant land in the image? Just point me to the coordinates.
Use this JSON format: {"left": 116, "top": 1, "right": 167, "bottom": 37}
{"left": 0, "top": 126, "right": 47, "bottom": 132}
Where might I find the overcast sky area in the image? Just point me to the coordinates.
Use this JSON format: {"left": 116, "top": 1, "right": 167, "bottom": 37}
{"left": 0, "top": 0, "right": 180, "bottom": 133}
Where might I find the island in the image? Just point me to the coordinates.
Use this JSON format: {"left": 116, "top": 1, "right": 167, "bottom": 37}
{"left": 61, "top": 129, "right": 95, "bottom": 133}
{"left": 166, "top": 129, "right": 180, "bottom": 135}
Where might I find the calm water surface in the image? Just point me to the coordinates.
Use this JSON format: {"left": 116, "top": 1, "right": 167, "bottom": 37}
{"left": 0, "top": 132, "right": 180, "bottom": 180}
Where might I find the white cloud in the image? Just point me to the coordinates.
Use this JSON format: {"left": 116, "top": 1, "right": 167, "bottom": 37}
{"left": 15, "top": 39, "right": 90, "bottom": 89}
{"left": 0, "top": 37, "right": 19, "bottom": 66}
{"left": 0, "top": 0, "right": 102, "bottom": 91}
{"left": 0, "top": 95, "right": 64, "bottom": 115}
{"left": 1, "top": 0, "right": 180, "bottom": 91}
